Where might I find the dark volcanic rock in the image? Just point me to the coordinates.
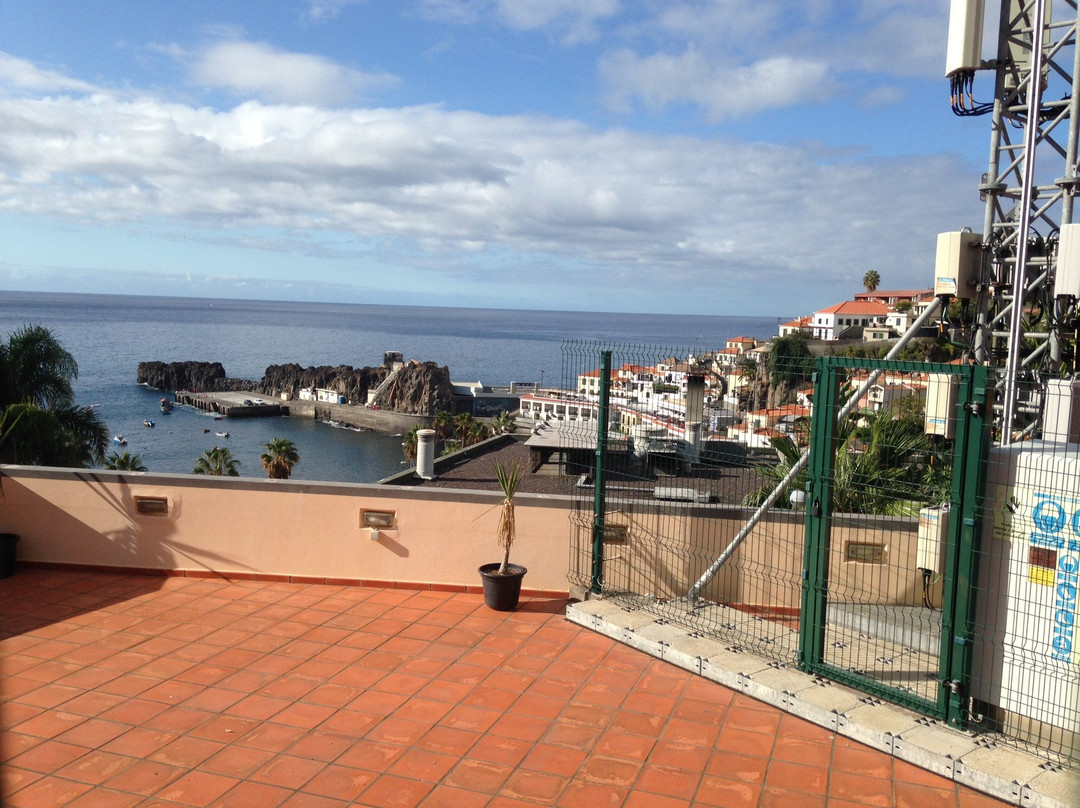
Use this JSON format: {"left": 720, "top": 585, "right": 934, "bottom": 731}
{"left": 139, "top": 357, "right": 454, "bottom": 416}
{"left": 369, "top": 360, "right": 454, "bottom": 415}
{"left": 258, "top": 363, "right": 388, "bottom": 404}
{"left": 138, "top": 361, "right": 238, "bottom": 392}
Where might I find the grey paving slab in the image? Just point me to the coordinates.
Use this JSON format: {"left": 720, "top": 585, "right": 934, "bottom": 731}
{"left": 565, "top": 600, "right": 1075, "bottom": 808}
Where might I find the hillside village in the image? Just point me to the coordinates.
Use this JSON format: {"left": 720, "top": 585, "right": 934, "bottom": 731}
{"left": 519, "top": 288, "right": 939, "bottom": 454}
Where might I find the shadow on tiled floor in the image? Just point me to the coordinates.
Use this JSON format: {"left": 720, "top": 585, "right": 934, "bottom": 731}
{"left": 1, "top": 569, "right": 1015, "bottom": 807}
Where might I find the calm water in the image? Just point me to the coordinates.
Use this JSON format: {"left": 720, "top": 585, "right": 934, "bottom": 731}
{"left": 0, "top": 292, "right": 780, "bottom": 482}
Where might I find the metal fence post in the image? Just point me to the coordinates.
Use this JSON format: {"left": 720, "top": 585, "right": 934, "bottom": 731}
{"left": 940, "top": 364, "right": 991, "bottom": 728}
{"left": 591, "top": 350, "right": 612, "bottom": 595}
{"left": 799, "top": 361, "right": 840, "bottom": 670}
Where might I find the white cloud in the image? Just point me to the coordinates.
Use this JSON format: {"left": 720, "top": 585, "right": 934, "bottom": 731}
{"left": 0, "top": 63, "right": 979, "bottom": 302}
{"left": 305, "top": 0, "right": 368, "bottom": 21}
{"left": 594, "top": 1, "right": 949, "bottom": 120}
{"left": 190, "top": 40, "right": 399, "bottom": 106}
{"left": 419, "top": 0, "right": 618, "bottom": 43}
{"left": 495, "top": 0, "right": 619, "bottom": 43}
{"left": 0, "top": 53, "right": 97, "bottom": 94}
{"left": 601, "top": 47, "right": 835, "bottom": 120}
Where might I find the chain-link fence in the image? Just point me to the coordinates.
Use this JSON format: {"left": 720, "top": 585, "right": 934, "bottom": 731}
{"left": 556, "top": 338, "right": 1078, "bottom": 768}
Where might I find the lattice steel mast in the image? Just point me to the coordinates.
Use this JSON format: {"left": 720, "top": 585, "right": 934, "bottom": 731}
{"left": 951, "top": 0, "right": 1080, "bottom": 440}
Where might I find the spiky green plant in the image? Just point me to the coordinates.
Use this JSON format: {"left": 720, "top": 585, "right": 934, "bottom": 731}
{"left": 495, "top": 461, "right": 524, "bottom": 574}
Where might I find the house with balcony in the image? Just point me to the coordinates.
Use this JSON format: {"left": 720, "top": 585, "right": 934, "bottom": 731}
{"left": 854, "top": 288, "right": 935, "bottom": 306}
{"left": 810, "top": 299, "right": 891, "bottom": 340}
{"left": 778, "top": 315, "right": 813, "bottom": 337}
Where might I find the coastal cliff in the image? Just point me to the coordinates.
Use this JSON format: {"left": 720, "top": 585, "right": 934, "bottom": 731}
{"left": 137, "top": 361, "right": 255, "bottom": 393}
{"left": 138, "top": 359, "right": 455, "bottom": 416}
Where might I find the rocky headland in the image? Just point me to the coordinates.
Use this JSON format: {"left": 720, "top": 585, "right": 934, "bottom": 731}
{"left": 137, "top": 359, "right": 456, "bottom": 416}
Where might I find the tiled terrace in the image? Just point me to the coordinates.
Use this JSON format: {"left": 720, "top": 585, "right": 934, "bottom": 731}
{"left": 1, "top": 569, "right": 1012, "bottom": 808}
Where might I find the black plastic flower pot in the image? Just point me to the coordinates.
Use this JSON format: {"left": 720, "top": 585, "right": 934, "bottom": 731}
{"left": 478, "top": 563, "right": 527, "bottom": 611}
{"left": 0, "top": 533, "right": 20, "bottom": 579}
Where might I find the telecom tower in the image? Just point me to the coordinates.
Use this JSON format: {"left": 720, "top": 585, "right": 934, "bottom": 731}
{"left": 945, "top": 0, "right": 1080, "bottom": 442}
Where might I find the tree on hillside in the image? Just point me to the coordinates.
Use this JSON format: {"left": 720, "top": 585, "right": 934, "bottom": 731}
{"left": 862, "top": 270, "right": 881, "bottom": 293}
{"left": 261, "top": 437, "right": 299, "bottom": 479}
{"left": 768, "top": 333, "right": 817, "bottom": 391}
{"left": 0, "top": 325, "right": 108, "bottom": 467}
{"left": 105, "top": 451, "right": 147, "bottom": 471}
{"left": 193, "top": 446, "right": 240, "bottom": 476}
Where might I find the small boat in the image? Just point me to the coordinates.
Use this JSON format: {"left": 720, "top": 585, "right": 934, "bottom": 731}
{"left": 143, "top": 419, "right": 155, "bottom": 428}
{"left": 203, "top": 428, "right": 210, "bottom": 433}
{"left": 160, "top": 397, "right": 174, "bottom": 413}
{"left": 113, "top": 435, "right": 127, "bottom": 445}
{"left": 215, "top": 431, "right": 229, "bottom": 438}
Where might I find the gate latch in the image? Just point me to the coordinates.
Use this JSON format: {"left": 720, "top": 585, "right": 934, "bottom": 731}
{"left": 943, "top": 679, "right": 963, "bottom": 695}
{"left": 963, "top": 401, "right": 983, "bottom": 417}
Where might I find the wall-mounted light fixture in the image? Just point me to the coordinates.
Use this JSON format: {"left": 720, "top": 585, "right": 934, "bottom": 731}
{"left": 361, "top": 510, "right": 396, "bottom": 528}
{"left": 135, "top": 496, "right": 169, "bottom": 516}
{"left": 362, "top": 510, "right": 395, "bottom": 540}
{"left": 602, "top": 524, "right": 629, "bottom": 543}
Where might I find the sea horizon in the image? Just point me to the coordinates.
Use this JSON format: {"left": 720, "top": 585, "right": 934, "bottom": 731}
{"left": 2, "top": 287, "right": 790, "bottom": 324}
{"left": 1, "top": 291, "right": 783, "bottom": 482}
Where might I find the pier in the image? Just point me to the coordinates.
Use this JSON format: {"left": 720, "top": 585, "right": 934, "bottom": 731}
{"left": 171, "top": 390, "right": 430, "bottom": 434}
{"left": 174, "top": 391, "right": 283, "bottom": 418}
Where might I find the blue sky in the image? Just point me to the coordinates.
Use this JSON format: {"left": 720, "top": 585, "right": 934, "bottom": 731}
{"left": 0, "top": 1, "right": 990, "bottom": 316}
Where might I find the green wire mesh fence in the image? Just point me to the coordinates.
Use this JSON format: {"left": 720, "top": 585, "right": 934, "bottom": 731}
{"left": 554, "top": 338, "right": 1078, "bottom": 768}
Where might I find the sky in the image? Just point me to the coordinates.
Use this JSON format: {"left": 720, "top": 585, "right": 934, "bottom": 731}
{"left": 0, "top": 1, "right": 993, "bottom": 317}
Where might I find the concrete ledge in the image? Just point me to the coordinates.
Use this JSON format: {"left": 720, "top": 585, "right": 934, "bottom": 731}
{"left": 567, "top": 600, "right": 1078, "bottom": 808}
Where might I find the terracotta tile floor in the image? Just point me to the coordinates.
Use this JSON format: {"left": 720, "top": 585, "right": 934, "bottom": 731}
{"left": 1, "top": 570, "right": 1013, "bottom": 807}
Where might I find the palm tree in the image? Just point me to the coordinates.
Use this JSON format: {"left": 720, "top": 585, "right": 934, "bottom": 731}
{"left": 492, "top": 410, "right": 517, "bottom": 434}
{"left": 454, "top": 412, "right": 475, "bottom": 444}
{"left": 105, "top": 451, "right": 147, "bottom": 471}
{"left": 193, "top": 446, "right": 240, "bottom": 476}
{"left": 433, "top": 410, "right": 453, "bottom": 441}
{"left": 401, "top": 424, "right": 421, "bottom": 462}
{"left": 862, "top": 270, "right": 881, "bottom": 293}
{"left": 260, "top": 437, "right": 299, "bottom": 479}
{"left": 467, "top": 420, "right": 490, "bottom": 446}
{"left": 0, "top": 325, "right": 108, "bottom": 466}
{"left": 743, "top": 407, "right": 944, "bottom": 516}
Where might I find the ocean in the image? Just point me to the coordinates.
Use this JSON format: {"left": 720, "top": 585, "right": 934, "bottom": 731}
{"left": 0, "top": 292, "right": 781, "bottom": 482}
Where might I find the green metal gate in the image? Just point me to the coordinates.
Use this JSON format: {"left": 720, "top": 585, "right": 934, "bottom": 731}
{"left": 799, "top": 357, "right": 991, "bottom": 727}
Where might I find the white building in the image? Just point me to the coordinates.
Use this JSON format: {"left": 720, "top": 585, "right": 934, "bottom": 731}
{"left": 810, "top": 300, "right": 890, "bottom": 340}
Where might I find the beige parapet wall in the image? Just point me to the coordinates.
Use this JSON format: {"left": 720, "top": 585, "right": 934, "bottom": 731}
{"left": 587, "top": 501, "right": 926, "bottom": 609}
{"left": 0, "top": 466, "right": 572, "bottom": 594}
{"left": 2, "top": 466, "right": 929, "bottom": 607}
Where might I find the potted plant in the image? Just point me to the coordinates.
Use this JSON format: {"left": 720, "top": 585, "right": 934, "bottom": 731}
{"left": 478, "top": 461, "right": 527, "bottom": 610}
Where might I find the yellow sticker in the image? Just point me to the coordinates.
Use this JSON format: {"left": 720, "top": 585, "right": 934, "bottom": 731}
{"left": 1028, "top": 566, "right": 1055, "bottom": 586}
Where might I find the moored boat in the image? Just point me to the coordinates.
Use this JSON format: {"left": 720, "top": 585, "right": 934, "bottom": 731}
{"left": 215, "top": 431, "right": 229, "bottom": 438}
{"left": 143, "top": 419, "right": 155, "bottom": 428}
{"left": 113, "top": 435, "right": 127, "bottom": 445}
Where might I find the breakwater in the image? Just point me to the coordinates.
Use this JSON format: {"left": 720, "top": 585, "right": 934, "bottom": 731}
{"left": 173, "top": 389, "right": 430, "bottom": 434}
